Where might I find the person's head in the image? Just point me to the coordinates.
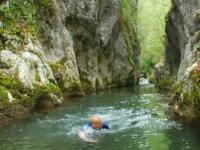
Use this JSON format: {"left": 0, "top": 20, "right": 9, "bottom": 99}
{"left": 90, "top": 116, "right": 103, "bottom": 129}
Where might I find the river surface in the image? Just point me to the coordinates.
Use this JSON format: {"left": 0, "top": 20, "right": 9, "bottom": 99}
{"left": 0, "top": 84, "right": 200, "bottom": 150}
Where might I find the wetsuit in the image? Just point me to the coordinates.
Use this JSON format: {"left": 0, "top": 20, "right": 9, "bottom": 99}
{"left": 81, "top": 122, "right": 109, "bottom": 134}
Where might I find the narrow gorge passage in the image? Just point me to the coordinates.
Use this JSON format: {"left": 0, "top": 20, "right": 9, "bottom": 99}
{"left": 0, "top": 0, "right": 200, "bottom": 149}
{"left": 1, "top": 83, "right": 200, "bottom": 150}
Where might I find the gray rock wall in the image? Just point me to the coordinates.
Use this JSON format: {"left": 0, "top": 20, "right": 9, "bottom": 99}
{"left": 163, "top": 0, "right": 200, "bottom": 121}
{"left": 0, "top": 40, "right": 63, "bottom": 127}
{"left": 165, "top": 0, "right": 200, "bottom": 79}
{"left": 0, "top": 0, "right": 140, "bottom": 126}
{"left": 37, "top": 0, "right": 140, "bottom": 93}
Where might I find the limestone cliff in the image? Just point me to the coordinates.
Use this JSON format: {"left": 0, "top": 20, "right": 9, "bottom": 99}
{"left": 0, "top": 0, "right": 139, "bottom": 126}
{"left": 0, "top": 40, "right": 63, "bottom": 126}
{"left": 0, "top": 0, "right": 63, "bottom": 126}
{"left": 37, "top": 0, "right": 140, "bottom": 94}
{"left": 156, "top": 0, "right": 200, "bottom": 121}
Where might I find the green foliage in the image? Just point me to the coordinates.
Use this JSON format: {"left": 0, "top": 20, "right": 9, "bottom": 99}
{"left": 31, "top": 83, "right": 62, "bottom": 101}
{"left": 38, "top": 0, "right": 52, "bottom": 6}
{"left": 195, "top": 42, "right": 200, "bottom": 53}
{"left": 0, "top": 0, "right": 38, "bottom": 52}
{"left": 121, "top": 0, "right": 137, "bottom": 23}
{"left": 172, "top": 68, "right": 200, "bottom": 117}
{"left": 121, "top": 0, "right": 138, "bottom": 53}
{"left": 138, "top": 0, "right": 171, "bottom": 76}
{"left": 0, "top": 71, "right": 23, "bottom": 90}
{"left": 0, "top": 85, "right": 9, "bottom": 108}
{"left": 0, "top": 0, "right": 37, "bottom": 35}
{"left": 121, "top": 0, "right": 139, "bottom": 83}
{"left": 156, "top": 76, "right": 173, "bottom": 90}
{"left": 34, "top": 0, "right": 57, "bottom": 17}
{"left": 141, "top": 56, "right": 155, "bottom": 77}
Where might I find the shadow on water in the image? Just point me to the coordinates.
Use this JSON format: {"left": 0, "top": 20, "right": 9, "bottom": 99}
{"left": 0, "top": 84, "right": 200, "bottom": 150}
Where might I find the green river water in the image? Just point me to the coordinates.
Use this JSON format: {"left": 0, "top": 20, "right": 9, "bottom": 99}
{"left": 0, "top": 84, "right": 200, "bottom": 150}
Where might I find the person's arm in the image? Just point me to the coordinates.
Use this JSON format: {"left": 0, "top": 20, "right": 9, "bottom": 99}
{"left": 79, "top": 131, "right": 98, "bottom": 143}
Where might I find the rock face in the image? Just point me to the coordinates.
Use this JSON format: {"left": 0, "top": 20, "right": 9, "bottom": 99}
{"left": 165, "top": 0, "right": 200, "bottom": 79}
{"left": 157, "top": 0, "right": 200, "bottom": 121}
{"left": 170, "top": 61, "right": 200, "bottom": 122}
{"left": 37, "top": 0, "right": 140, "bottom": 93}
{"left": 36, "top": 1, "right": 83, "bottom": 96}
{"left": 0, "top": 40, "right": 63, "bottom": 126}
{"left": 154, "top": 58, "right": 172, "bottom": 90}
{"left": 0, "top": 0, "right": 139, "bottom": 126}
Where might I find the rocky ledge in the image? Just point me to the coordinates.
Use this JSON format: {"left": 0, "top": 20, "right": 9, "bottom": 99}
{"left": 0, "top": 40, "right": 63, "bottom": 127}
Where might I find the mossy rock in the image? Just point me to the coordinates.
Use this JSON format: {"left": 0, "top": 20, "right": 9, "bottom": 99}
{"left": 64, "top": 80, "right": 84, "bottom": 96}
{"left": 171, "top": 69, "right": 200, "bottom": 121}
{"left": 120, "top": 0, "right": 138, "bottom": 78}
{"left": 34, "top": 0, "right": 58, "bottom": 18}
{"left": 148, "top": 73, "right": 156, "bottom": 83}
{"left": 80, "top": 77, "right": 95, "bottom": 93}
{"left": 0, "top": 0, "right": 37, "bottom": 50}
{"left": 194, "top": 42, "right": 200, "bottom": 52}
{"left": 50, "top": 60, "right": 84, "bottom": 96}
{"left": 0, "top": 69, "right": 62, "bottom": 112}
{"left": 0, "top": 86, "right": 9, "bottom": 109}
{"left": 155, "top": 76, "right": 173, "bottom": 90}
{"left": 0, "top": 71, "right": 23, "bottom": 90}
{"left": 194, "top": 9, "right": 200, "bottom": 22}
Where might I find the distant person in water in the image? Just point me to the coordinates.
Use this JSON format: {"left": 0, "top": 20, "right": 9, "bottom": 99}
{"left": 79, "top": 116, "right": 109, "bottom": 143}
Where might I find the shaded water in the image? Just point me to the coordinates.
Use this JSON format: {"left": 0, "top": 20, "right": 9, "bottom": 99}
{"left": 0, "top": 84, "right": 200, "bottom": 150}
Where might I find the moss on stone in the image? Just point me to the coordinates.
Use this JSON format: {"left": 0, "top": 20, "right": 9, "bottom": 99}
{"left": 155, "top": 76, "right": 173, "bottom": 90}
{"left": 66, "top": 80, "right": 84, "bottom": 96}
{"left": 0, "top": 0, "right": 38, "bottom": 53}
{"left": 50, "top": 61, "right": 64, "bottom": 73}
{"left": 172, "top": 81, "right": 183, "bottom": 94}
{"left": 194, "top": 43, "right": 200, "bottom": 53}
{"left": 0, "top": 42, "right": 4, "bottom": 50}
{"left": 171, "top": 66, "right": 200, "bottom": 120}
{"left": 194, "top": 9, "right": 200, "bottom": 22}
{"left": 0, "top": 0, "right": 64, "bottom": 125}
{"left": 50, "top": 59, "right": 84, "bottom": 96}
{"left": 0, "top": 86, "right": 9, "bottom": 108}
{"left": 121, "top": 0, "right": 138, "bottom": 64}
{"left": 80, "top": 77, "right": 94, "bottom": 93}
{"left": 34, "top": 0, "right": 58, "bottom": 18}
{"left": 0, "top": 71, "right": 23, "bottom": 90}
{"left": 0, "top": 69, "right": 62, "bottom": 114}
{"left": 120, "top": 0, "right": 140, "bottom": 85}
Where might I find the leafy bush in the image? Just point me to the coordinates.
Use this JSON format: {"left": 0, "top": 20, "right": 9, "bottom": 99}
{"left": 141, "top": 56, "right": 155, "bottom": 77}
{"left": 121, "top": 0, "right": 139, "bottom": 67}
{"left": 0, "top": 0, "right": 37, "bottom": 35}
{"left": 137, "top": 0, "right": 171, "bottom": 77}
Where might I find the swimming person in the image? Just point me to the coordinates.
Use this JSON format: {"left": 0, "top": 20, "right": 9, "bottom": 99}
{"left": 79, "top": 116, "right": 109, "bottom": 143}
